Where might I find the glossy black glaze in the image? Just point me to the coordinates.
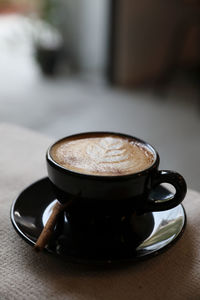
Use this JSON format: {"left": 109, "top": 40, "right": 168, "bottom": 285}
{"left": 46, "top": 132, "right": 187, "bottom": 213}
{"left": 10, "top": 178, "right": 186, "bottom": 264}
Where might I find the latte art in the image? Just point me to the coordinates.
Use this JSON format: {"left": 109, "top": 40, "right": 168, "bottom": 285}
{"left": 50, "top": 134, "right": 155, "bottom": 176}
{"left": 86, "top": 138, "right": 128, "bottom": 163}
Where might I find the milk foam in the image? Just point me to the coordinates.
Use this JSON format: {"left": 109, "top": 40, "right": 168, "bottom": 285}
{"left": 50, "top": 135, "right": 155, "bottom": 176}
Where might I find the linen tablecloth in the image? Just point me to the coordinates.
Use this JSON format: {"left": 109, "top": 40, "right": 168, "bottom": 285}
{"left": 1, "top": 123, "right": 200, "bottom": 300}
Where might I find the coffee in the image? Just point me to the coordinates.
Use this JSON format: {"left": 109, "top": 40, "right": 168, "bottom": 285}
{"left": 50, "top": 133, "right": 155, "bottom": 176}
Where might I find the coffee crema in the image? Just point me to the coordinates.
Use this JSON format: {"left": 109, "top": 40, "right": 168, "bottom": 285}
{"left": 50, "top": 134, "right": 155, "bottom": 176}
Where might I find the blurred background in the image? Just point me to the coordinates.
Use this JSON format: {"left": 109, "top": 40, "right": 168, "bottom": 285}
{"left": 0, "top": 0, "right": 200, "bottom": 190}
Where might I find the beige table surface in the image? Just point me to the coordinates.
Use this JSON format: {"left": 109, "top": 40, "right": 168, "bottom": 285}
{"left": 1, "top": 123, "right": 200, "bottom": 300}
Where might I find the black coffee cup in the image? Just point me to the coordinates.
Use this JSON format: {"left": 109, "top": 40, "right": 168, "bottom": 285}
{"left": 46, "top": 132, "right": 187, "bottom": 214}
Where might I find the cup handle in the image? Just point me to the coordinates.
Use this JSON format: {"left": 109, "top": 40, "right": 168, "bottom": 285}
{"left": 144, "top": 170, "right": 187, "bottom": 212}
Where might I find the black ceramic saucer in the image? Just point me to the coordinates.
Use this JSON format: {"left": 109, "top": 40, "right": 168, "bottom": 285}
{"left": 10, "top": 177, "right": 186, "bottom": 264}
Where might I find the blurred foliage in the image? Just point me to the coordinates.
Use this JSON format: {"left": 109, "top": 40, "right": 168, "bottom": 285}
{"left": 41, "top": 0, "right": 58, "bottom": 25}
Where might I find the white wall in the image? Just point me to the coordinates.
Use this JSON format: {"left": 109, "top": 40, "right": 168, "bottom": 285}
{"left": 77, "top": 0, "right": 109, "bottom": 73}
{"left": 58, "top": 0, "right": 110, "bottom": 74}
